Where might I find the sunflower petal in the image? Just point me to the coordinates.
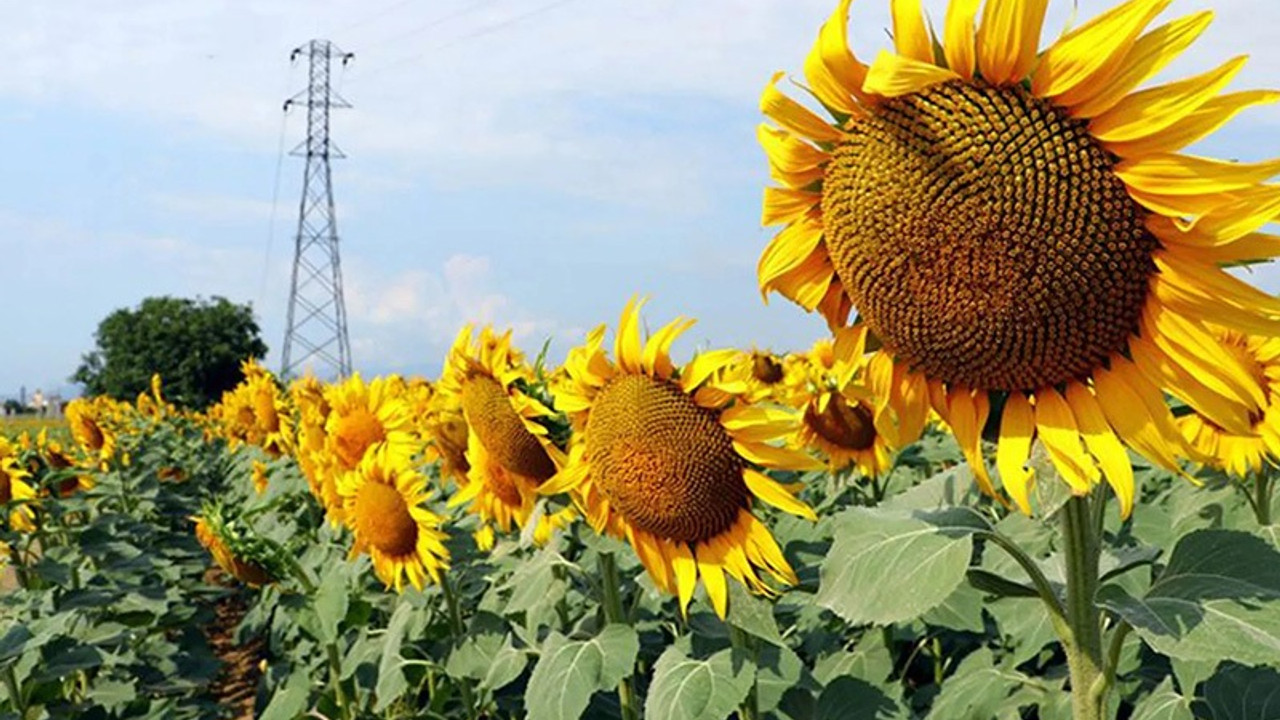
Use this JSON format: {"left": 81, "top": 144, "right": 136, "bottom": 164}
{"left": 761, "top": 72, "right": 844, "bottom": 143}
{"left": 862, "top": 50, "right": 959, "bottom": 98}
{"left": 758, "top": 125, "right": 828, "bottom": 188}
{"left": 682, "top": 349, "right": 742, "bottom": 394}
{"left": 997, "top": 392, "right": 1036, "bottom": 515}
{"left": 744, "top": 468, "right": 816, "bottom": 520}
{"left": 1115, "top": 154, "right": 1280, "bottom": 195}
{"left": 891, "top": 0, "right": 933, "bottom": 63}
{"left": 670, "top": 540, "right": 698, "bottom": 616}
{"left": 1065, "top": 383, "right": 1136, "bottom": 518}
{"left": 1033, "top": 389, "right": 1100, "bottom": 495}
{"left": 1033, "top": 0, "right": 1173, "bottom": 101}
{"left": 762, "top": 187, "right": 822, "bottom": 227}
{"left": 1093, "top": 357, "right": 1197, "bottom": 473}
{"left": 805, "top": 0, "right": 872, "bottom": 113}
{"left": 696, "top": 543, "right": 730, "bottom": 619}
{"left": 943, "top": 0, "right": 981, "bottom": 79}
{"left": 977, "top": 0, "right": 1049, "bottom": 85}
{"left": 947, "top": 387, "right": 998, "bottom": 498}
{"left": 1091, "top": 56, "right": 1248, "bottom": 143}
{"left": 721, "top": 405, "right": 800, "bottom": 442}
{"left": 615, "top": 297, "right": 645, "bottom": 374}
{"left": 644, "top": 316, "right": 695, "bottom": 380}
{"left": 1104, "top": 89, "right": 1280, "bottom": 156}
{"left": 734, "top": 440, "right": 826, "bottom": 471}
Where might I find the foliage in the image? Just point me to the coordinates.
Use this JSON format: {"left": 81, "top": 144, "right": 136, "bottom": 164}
{"left": 71, "top": 296, "right": 267, "bottom": 410}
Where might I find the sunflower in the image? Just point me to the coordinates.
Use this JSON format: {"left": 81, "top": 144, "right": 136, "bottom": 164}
{"left": 760, "top": 0, "right": 1280, "bottom": 518}
{"left": 543, "top": 300, "right": 820, "bottom": 618}
{"left": 338, "top": 453, "right": 449, "bottom": 591}
{"left": 790, "top": 327, "right": 916, "bottom": 478}
{"left": 287, "top": 374, "right": 332, "bottom": 498}
{"left": 318, "top": 373, "right": 419, "bottom": 522}
{"left": 192, "top": 507, "right": 274, "bottom": 587}
{"left": 65, "top": 397, "right": 116, "bottom": 470}
{"left": 213, "top": 361, "right": 290, "bottom": 456}
{"left": 423, "top": 392, "right": 471, "bottom": 489}
{"left": 0, "top": 438, "right": 37, "bottom": 533}
{"left": 730, "top": 347, "right": 810, "bottom": 406}
{"left": 36, "top": 429, "right": 95, "bottom": 496}
{"left": 438, "top": 326, "right": 566, "bottom": 539}
{"left": 1177, "top": 329, "right": 1280, "bottom": 477}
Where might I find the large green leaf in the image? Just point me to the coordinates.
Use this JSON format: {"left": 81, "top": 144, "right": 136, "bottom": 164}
{"left": 311, "top": 562, "right": 350, "bottom": 644}
{"left": 373, "top": 601, "right": 414, "bottom": 712}
{"left": 922, "top": 583, "right": 987, "bottom": 633}
{"left": 815, "top": 677, "right": 906, "bottom": 720}
{"left": 1097, "top": 529, "right": 1280, "bottom": 665}
{"left": 259, "top": 669, "right": 312, "bottom": 720}
{"left": 1130, "top": 678, "right": 1193, "bottom": 720}
{"left": 726, "top": 583, "right": 784, "bottom": 647}
{"left": 817, "top": 508, "right": 985, "bottom": 625}
{"left": 525, "top": 625, "right": 639, "bottom": 720}
{"left": 643, "top": 642, "right": 755, "bottom": 720}
{"left": 1192, "top": 663, "right": 1280, "bottom": 719}
{"left": 924, "top": 648, "right": 1035, "bottom": 720}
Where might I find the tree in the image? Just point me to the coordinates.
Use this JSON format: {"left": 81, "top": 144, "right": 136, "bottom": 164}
{"left": 72, "top": 296, "right": 269, "bottom": 410}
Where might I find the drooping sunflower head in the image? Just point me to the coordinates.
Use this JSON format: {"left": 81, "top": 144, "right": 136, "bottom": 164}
{"left": 440, "top": 325, "right": 567, "bottom": 539}
{"left": 213, "top": 360, "right": 290, "bottom": 456}
{"left": 65, "top": 397, "right": 116, "bottom": 468}
{"left": 543, "top": 298, "right": 821, "bottom": 618}
{"left": 192, "top": 502, "right": 278, "bottom": 587}
{"left": 761, "top": 0, "right": 1280, "bottom": 518}
{"left": 423, "top": 391, "right": 471, "bottom": 488}
{"left": 1178, "top": 328, "right": 1280, "bottom": 477}
{"left": 338, "top": 453, "right": 450, "bottom": 592}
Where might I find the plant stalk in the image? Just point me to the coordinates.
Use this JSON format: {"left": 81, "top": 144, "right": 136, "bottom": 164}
{"left": 728, "top": 626, "right": 760, "bottom": 720}
{"left": 597, "top": 552, "right": 640, "bottom": 720}
{"left": 1256, "top": 471, "right": 1273, "bottom": 526}
{"left": 1062, "top": 495, "right": 1105, "bottom": 720}
{"left": 3, "top": 663, "right": 25, "bottom": 717}
{"left": 441, "top": 573, "right": 479, "bottom": 720}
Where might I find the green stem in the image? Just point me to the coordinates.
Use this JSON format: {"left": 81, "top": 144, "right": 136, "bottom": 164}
{"left": 1062, "top": 495, "right": 1105, "bottom": 720}
{"left": 597, "top": 553, "right": 639, "bottom": 720}
{"left": 1090, "top": 621, "right": 1132, "bottom": 709}
{"left": 977, "top": 530, "right": 1070, "bottom": 641}
{"left": 728, "top": 626, "right": 760, "bottom": 720}
{"left": 325, "top": 642, "right": 349, "bottom": 720}
{"left": 441, "top": 573, "right": 479, "bottom": 720}
{"left": 1256, "top": 471, "right": 1273, "bottom": 526}
{"left": 3, "top": 663, "right": 24, "bottom": 717}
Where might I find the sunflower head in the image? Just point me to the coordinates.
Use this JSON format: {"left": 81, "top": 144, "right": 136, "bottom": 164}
{"left": 440, "top": 325, "right": 567, "bottom": 539}
{"left": 1178, "top": 329, "right": 1280, "bottom": 477}
{"left": 0, "top": 441, "right": 37, "bottom": 533}
{"left": 192, "top": 502, "right": 279, "bottom": 587}
{"left": 760, "top": 0, "right": 1280, "bottom": 518}
{"left": 338, "top": 453, "right": 450, "bottom": 592}
{"left": 543, "top": 298, "right": 821, "bottom": 618}
{"left": 65, "top": 398, "right": 116, "bottom": 468}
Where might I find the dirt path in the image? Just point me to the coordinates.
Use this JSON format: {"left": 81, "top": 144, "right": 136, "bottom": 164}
{"left": 203, "top": 569, "right": 266, "bottom": 719}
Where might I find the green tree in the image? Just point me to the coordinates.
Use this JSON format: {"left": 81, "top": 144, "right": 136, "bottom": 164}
{"left": 72, "top": 296, "right": 268, "bottom": 409}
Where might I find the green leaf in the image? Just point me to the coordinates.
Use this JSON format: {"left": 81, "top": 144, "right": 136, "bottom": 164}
{"left": 374, "top": 601, "right": 414, "bottom": 712}
{"left": 816, "top": 677, "right": 906, "bottom": 720}
{"left": 482, "top": 638, "right": 529, "bottom": 692}
{"left": 312, "top": 563, "right": 350, "bottom": 644}
{"left": 259, "top": 668, "right": 312, "bottom": 720}
{"left": 967, "top": 568, "right": 1039, "bottom": 599}
{"left": 813, "top": 634, "right": 895, "bottom": 688}
{"left": 881, "top": 466, "right": 981, "bottom": 512}
{"left": 1097, "top": 529, "right": 1280, "bottom": 665}
{"left": 33, "top": 644, "right": 102, "bottom": 681}
{"left": 86, "top": 678, "right": 137, "bottom": 713}
{"left": 525, "top": 625, "right": 639, "bottom": 720}
{"left": 446, "top": 632, "right": 508, "bottom": 681}
{"left": 1192, "top": 662, "right": 1280, "bottom": 719}
{"left": 1130, "top": 678, "right": 1193, "bottom": 720}
{"left": 755, "top": 644, "right": 807, "bottom": 715}
{"left": 922, "top": 583, "right": 987, "bottom": 633}
{"left": 726, "top": 583, "right": 784, "bottom": 647}
{"left": 987, "top": 597, "right": 1059, "bottom": 669}
{"left": 924, "top": 648, "right": 1034, "bottom": 720}
{"left": 0, "top": 626, "right": 33, "bottom": 665}
{"left": 817, "top": 508, "right": 983, "bottom": 625}
{"left": 643, "top": 643, "right": 755, "bottom": 720}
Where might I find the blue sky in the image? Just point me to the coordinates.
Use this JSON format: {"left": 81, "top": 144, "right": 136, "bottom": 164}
{"left": 4, "top": 0, "right": 1280, "bottom": 398}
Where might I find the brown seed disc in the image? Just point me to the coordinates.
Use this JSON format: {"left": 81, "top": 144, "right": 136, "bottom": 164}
{"left": 586, "top": 374, "right": 747, "bottom": 543}
{"left": 822, "top": 80, "right": 1158, "bottom": 391}
{"left": 461, "top": 375, "right": 556, "bottom": 482}
{"left": 805, "top": 397, "right": 876, "bottom": 450}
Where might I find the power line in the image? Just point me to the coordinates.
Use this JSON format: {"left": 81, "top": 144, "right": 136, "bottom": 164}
{"left": 354, "top": 0, "right": 504, "bottom": 49}
{"left": 357, "top": 0, "right": 579, "bottom": 81}
{"left": 258, "top": 64, "right": 298, "bottom": 312}
{"left": 329, "top": 0, "right": 416, "bottom": 36}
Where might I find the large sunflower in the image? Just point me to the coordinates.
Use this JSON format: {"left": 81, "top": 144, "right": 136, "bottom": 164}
{"left": 1178, "top": 328, "right": 1280, "bottom": 477}
{"left": 543, "top": 300, "right": 820, "bottom": 618}
{"left": 438, "top": 326, "right": 566, "bottom": 539}
{"left": 338, "top": 453, "right": 450, "bottom": 592}
{"left": 760, "top": 0, "right": 1280, "bottom": 518}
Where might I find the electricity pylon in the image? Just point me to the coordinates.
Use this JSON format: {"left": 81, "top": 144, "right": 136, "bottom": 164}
{"left": 280, "top": 39, "right": 355, "bottom": 380}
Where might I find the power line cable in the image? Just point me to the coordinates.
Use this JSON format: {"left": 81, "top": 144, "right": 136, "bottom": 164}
{"left": 329, "top": 0, "right": 416, "bottom": 36}
{"left": 356, "top": 0, "right": 505, "bottom": 49}
{"left": 258, "top": 65, "right": 296, "bottom": 311}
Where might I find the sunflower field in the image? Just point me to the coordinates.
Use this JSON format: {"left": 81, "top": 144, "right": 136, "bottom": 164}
{"left": 6, "top": 0, "right": 1280, "bottom": 718}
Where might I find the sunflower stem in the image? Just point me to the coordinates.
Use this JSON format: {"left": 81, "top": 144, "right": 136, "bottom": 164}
{"left": 325, "top": 642, "right": 350, "bottom": 720}
{"left": 1062, "top": 494, "right": 1106, "bottom": 720}
{"left": 1255, "top": 470, "right": 1273, "bottom": 526}
{"left": 441, "top": 572, "right": 479, "bottom": 720}
{"left": 976, "top": 530, "right": 1070, "bottom": 641}
{"left": 597, "top": 552, "right": 639, "bottom": 720}
{"left": 728, "top": 625, "right": 760, "bottom": 720}
{"left": 3, "top": 663, "right": 25, "bottom": 717}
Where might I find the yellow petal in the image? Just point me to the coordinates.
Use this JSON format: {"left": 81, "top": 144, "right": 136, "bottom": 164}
{"left": 1115, "top": 153, "right": 1280, "bottom": 195}
{"left": 1091, "top": 56, "right": 1248, "bottom": 143}
{"left": 681, "top": 349, "right": 742, "bottom": 394}
{"left": 757, "top": 125, "right": 828, "bottom": 188}
{"left": 734, "top": 440, "right": 825, "bottom": 472}
{"left": 804, "top": 0, "right": 872, "bottom": 114}
{"left": 761, "top": 71, "right": 844, "bottom": 143}
{"left": 1064, "top": 383, "right": 1135, "bottom": 518}
{"left": 615, "top": 297, "right": 645, "bottom": 374}
{"left": 670, "top": 541, "right": 698, "bottom": 616}
{"left": 720, "top": 405, "right": 800, "bottom": 443}
{"left": 977, "top": 0, "right": 1049, "bottom": 85}
{"left": 766, "top": 246, "right": 838, "bottom": 311}
{"left": 758, "top": 215, "right": 824, "bottom": 295}
{"left": 1033, "top": 389, "right": 1100, "bottom": 495}
{"left": 762, "top": 187, "right": 822, "bottom": 227}
{"left": 997, "top": 392, "right": 1036, "bottom": 516}
{"left": 891, "top": 0, "right": 933, "bottom": 63}
{"left": 1129, "top": 333, "right": 1254, "bottom": 436}
{"left": 1033, "top": 0, "right": 1173, "bottom": 101}
{"left": 1179, "top": 185, "right": 1280, "bottom": 245}
{"left": 1093, "top": 357, "right": 1194, "bottom": 473}
{"left": 862, "top": 50, "right": 959, "bottom": 98}
{"left": 943, "top": 0, "right": 981, "bottom": 79}
{"left": 1143, "top": 300, "right": 1265, "bottom": 410}
{"left": 744, "top": 468, "right": 817, "bottom": 521}
{"left": 1104, "top": 89, "right": 1280, "bottom": 157}
{"left": 696, "top": 544, "right": 729, "bottom": 619}
{"left": 644, "top": 316, "right": 695, "bottom": 380}
{"left": 947, "top": 387, "right": 998, "bottom": 498}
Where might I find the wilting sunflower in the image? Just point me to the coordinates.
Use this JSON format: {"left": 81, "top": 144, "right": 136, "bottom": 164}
{"left": 35, "top": 429, "right": 95, "bottom": 496}
{"left": 543, "top": 300, "right": 820, "bottom": 618}
{"left": 317, "top": 373, "right": 418, "bottom": 522}
{"left": 0, "top": 439, "right": 37, "bottom": 533}
{"left": 438, "top": 326, "right": 566, "bottom": 539}
{"left": 760, "top": 0, "right": 1280, "bottom": 518}
{"left": 65, "top": 397, "right": 116, "bottom": 470}
{"left": 1178, "top": 329, "right": 1280, "bottom": 477}
{"left": 338, "top": 454, "right": 449, "bottom": 591}
{"left": 192, "top": 504, "right": 275, "bottom": 587}
{"left": 791, "top": 327, "right": 913, "bottom": 478}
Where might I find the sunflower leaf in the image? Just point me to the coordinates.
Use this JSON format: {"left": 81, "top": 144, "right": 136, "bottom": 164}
{"left": 1097, "top": 529, "right": 1280, "bottom": 665}
{"left": 643, "top": 642, "right": 755, "bottom": 720}
{"left": 1130, "top": 678, "right": 1194, "bottom": 720}
{"left": 1191, "top": 662, "right": 1280, "bottom": 719}
{"left": 525, "top": 625, "right": 639, "bottom": 720}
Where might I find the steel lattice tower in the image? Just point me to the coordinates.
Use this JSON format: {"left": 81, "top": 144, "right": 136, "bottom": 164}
{"left": 280, "top": 40, "right": 355, "bottom": 379}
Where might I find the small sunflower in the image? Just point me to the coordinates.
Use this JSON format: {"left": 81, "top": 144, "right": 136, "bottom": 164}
{"left": 1, "top": 439, "right": 37, "bottom": 533}
{"left": 424, "top": 393, "right": 471, "bottom": 488}
{"left": 318, "top": 373, "right": 419, "bottom": 522}
{"left": 543, "top": 299, "right": 820, "bottom": 618}
{"left": 35, "top": 429, "right": 94, "bottom": 496}
{"left": 760, "top": 0, "right": 1280, "bottom": 518}
{"left": 731, "top": 348, "right": 809, "bottom": 406}
{"left": 1178, "top": 329, "right": 1280, "bottom": 477}
{"left": 338, "top": 454, "right": 450, "bottom": 591}
{"left": 213, "top": 361, "right": 290, "bottom": 457}
{"left": 65, "top": 397, "right": 116, "bottom": 470}
{"left": 438, "top": 326, "right": 566, "bottom": 539}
